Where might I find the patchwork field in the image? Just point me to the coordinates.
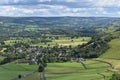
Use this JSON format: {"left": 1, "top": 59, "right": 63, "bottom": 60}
{"left": 4, "top": 37, "right": 90, "bottom": 47}
{"left": 32, "top": 37, "right": 91, "bottom": 47}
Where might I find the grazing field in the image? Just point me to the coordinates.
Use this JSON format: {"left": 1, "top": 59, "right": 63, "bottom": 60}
{"left": 100, "top": 39, "right": 120, "bottom": 59}
{"left": 0, "top": 63, "right": 38, "bottom": 80}
{"left": 21, "top": 60, "right": 112, "bottom": 80}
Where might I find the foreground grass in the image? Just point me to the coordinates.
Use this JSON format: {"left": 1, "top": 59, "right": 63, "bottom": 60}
{"left": 0, "top": 63, "right": 38, "bottom": 80}
{"left": 22, "top": 60, "right": 112, "bottom": 80}
{"left": 100, "top": 39, "right": 120, "bottom": 59}
{"left": 0, "top": 60, "right": 114, "bottom": 80}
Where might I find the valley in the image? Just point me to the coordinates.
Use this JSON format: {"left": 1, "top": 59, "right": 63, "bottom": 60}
{"left": 0, "top": 17, "right": 120, "bottom": 80}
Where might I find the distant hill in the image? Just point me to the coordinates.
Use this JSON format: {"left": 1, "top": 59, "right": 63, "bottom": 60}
{"left": 0, "top": 17, "right": 120, "bottom": 28}
{"left": 100, "top": 39, "right": 120, "bottom": 59}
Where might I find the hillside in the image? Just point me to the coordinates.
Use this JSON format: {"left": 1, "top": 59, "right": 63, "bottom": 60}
{"left": 0, "top": 17, "right": 120, "bottom": 28}
{"left": 100, "top": 39, "right": 120, "bottom": 59}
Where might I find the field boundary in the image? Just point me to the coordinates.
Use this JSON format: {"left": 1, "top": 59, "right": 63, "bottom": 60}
{"left": 94, "top": 60, "right": 114, "bottom": 69}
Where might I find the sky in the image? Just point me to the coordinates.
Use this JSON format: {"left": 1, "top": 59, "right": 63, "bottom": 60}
{"left": 0, "top": 0, "right": 120, "bottom": 17}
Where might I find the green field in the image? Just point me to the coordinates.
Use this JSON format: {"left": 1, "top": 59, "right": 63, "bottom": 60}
{"left": 14, "top": 60, "right": 113, "bottom": 80}
{"left": 100, "top": 39, "right": 120, "bottom": 59}
{"left": 0, "top": 63, "right": 38, "bottom": 80}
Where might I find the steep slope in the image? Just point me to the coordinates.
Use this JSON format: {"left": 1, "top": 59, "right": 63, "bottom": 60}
{"left": 100, "top": 39, "right": 120, "bottom": 59}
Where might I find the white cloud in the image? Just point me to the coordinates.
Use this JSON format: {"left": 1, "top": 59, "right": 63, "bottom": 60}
{"left": 38, "top": 0, "right": 51, "bottom": 2}
{"left": 13, "top": 0, "right": 19, "bottom": 3}
{"left": 117, "top": 12, "right": 120, "bottom": 15}
{"left": 64, "top": 0, "right": 77, "bottom": 2}
{"left": 0, "top": 0, "right": 120, "bottom": 17}
{"left": 0, "top": 0, "right": 9, "bottom": 4}
{"left": 93, "top": 0, "right": 120, "bottom": 7}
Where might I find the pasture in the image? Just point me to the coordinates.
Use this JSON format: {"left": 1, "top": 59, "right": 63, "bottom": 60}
{"left": 20, "top": 60, "right": 112, "bottom": 80}
{"left": 0, "top": 63, "right": 38, "bottom": 80}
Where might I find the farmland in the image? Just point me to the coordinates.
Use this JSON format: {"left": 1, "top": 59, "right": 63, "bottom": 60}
{"left": 0, "top": 60, "right": 113, "bottom": 80}
{"left": 0, "top": 63, "right": 38, "bottom": 80}
{"left": 4, "top": 37, "right": 91, "bottom": 47}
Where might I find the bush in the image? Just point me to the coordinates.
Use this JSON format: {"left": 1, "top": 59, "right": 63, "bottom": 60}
{"left": 110, "top": 73, "right": 120, "bottom": 80}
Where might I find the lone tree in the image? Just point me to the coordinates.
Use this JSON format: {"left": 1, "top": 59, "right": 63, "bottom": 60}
{"left": 38, "top": 57, "right": 47, "bottom": 80}
{"left": 38, "top": 63, "right": 45, "bottom": 80}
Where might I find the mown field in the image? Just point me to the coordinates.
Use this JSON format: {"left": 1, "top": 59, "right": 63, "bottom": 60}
{"left": 16, "top": 60, "right": 112, "bottom": 80}
{"left": 0, "top": 63, "right": 38, "bottom": 80}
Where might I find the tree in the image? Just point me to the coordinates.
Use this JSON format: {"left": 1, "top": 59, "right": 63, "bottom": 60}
{"left": 37, "top": 57, "right": 47, "bottom": 80}
{"left": 38, "top": 63, "right": 45, "bottom": 80}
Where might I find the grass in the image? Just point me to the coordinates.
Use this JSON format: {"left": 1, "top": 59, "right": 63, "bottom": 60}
{"left": 4, "top": 38, "right": 31, "bottom": 45}
{"left": 21, "top": 60, "right": 112, "bottom": 80}
{"left": 0, "top": 63, "right": 38, "bottom": 80}
{"left": 4, "top": 37, "right": 91, "bottom": 47}
{"left": 32, "top": 37, "right": 91, "bottom": 47}
{"left": 100, "top": 39, "right": 120, "bottom": 59}
{"left": 99, "top": 39, "right": 120, "bottom": 70}
{"left": 96, "top": 58, "right": 120, "bottom": 70}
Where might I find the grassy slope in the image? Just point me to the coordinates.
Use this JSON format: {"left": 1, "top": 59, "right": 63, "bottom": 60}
{"left": 100, "top": 39, "right": 120, "bottom": 59}
{"left": 99, "top": 39, "right": 120, "bottom": 69}
{"left": 21, "top": 61, "right": 112, "bottom": 80}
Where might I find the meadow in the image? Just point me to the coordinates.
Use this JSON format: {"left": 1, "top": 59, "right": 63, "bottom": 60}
{"left": 0, "top": 60, "right": 111, "bottom": 80}
{"left": 0, "top": 63, "right": 38, "bottom": 80}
